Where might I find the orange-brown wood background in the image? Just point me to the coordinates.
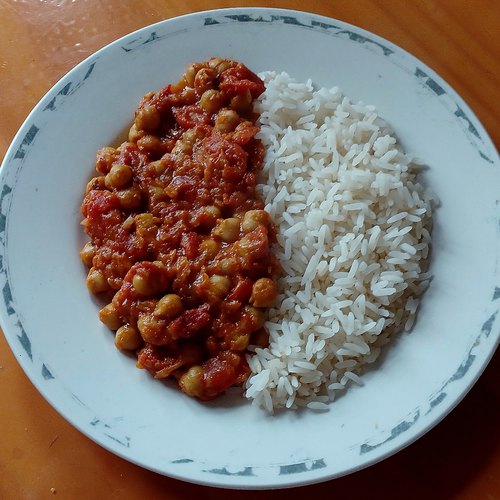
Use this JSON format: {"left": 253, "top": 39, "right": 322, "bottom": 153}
{"left": 0, "top": 1, "right": 499, "bottom": 498}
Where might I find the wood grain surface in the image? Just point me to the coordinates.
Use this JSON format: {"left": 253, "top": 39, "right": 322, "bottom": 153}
{"left": 0, "top": 1, "right": 499, "bottom": 498}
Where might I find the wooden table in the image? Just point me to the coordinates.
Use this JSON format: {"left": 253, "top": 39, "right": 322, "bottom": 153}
{"left": 1, "top": 1, "right": 499, "bottom": 498}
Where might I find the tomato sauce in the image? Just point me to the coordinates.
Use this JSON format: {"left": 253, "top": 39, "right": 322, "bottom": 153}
{"left": 80, "top": 58, "right": 279, "bottom": 400}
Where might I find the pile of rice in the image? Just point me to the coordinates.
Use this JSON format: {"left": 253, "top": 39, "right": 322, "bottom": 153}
{"left": 245, "top": 72, "right": 435, "bottom": 412}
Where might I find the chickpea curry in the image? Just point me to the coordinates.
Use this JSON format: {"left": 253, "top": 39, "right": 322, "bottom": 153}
{"left": 80, "top": 58, "right": 279, "bottom": 400}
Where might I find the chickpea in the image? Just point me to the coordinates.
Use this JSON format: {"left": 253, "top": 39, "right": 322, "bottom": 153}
{"left": 230, "top": 90, "right": 252, "bottom": 113}
{"left": 137, "top": 313, "right": 162, "bottom": 343}
{"left": 207, "top": 57, "right": 223, "bottom": 69}
{"left": 137, "top": 135, "right": 164, "bottom": 155}
{"left": 136, "top": 314, "right": 147, "bottom": 338}
{"left": 132, "top": 273, "right": 156, "bottom": 296}
{"left": 194, "top": 67, "right": 216, "bottom": 94}
{"left": 128, "top": 123, "right": 145, "bottom": 143}
{"left": 236, "top": 234, "right": 255, "bottom": 257}
{"left": 105, "top": 163, "right": 133, "bottom": 190}
{"left": 218, "top": 258, "right": 237, "bottom": 275}
{"left": 95, "top": 146, "right": 116, "bottom": 174}
{"left": 200, "top": 89, "right": 224, "bottom": 114}
{"left": 115, "top": 325, "right": 142, "bottom": 350}
{"left": 148, "top": 185, "right": 168, "bottom": 204}
{"left": 178, "top": 366, "right": 204, "bottom": 398}
{"left": 170, "top": 78, "right": 186, "bottom": 94}
{"left": 80, "top": 242, "right": 95, "bottom": 267}
{"left": 134, "top": 213, "right": 155, "bottom": 229}
{"left": 135, "top": 105, "right": 161, "bottom": 132}
{"left": 183, "top": 63, "right": 198, "bottom": 86}
{"left": 171, "top": 139, "right": 192, "bottom": 156}
{"left": 209, "top": 275, "right": 231, "bottom": 298}
{"left": 134, "top": 213, "right": 156, "bottom": 232}
{"left": 155, "top": 294, "right": 183, "bottom": 319}
{"left": 231, "top": 333, "right": 250, "bottom": 351}
{"left": 219, "top": 350, "right": 241, "bottom": 368}
{"left": 99, "top": 303, "right": 122, "bottom": 330}
{"left": 182, "top": 127, "right": 206, "bottom": 145}
{"left": 213, "top": 217, "right": 240, "bottom": 242}
{"left": 199, "top": 205, "right": 220, "bottom": 230}
{"left": 149, "top": 159, "right": 167, "bottom": 176}
{"left": 86, "top": 268, "right": 108, "bottom": 294}
{"left": 85, "top": 176, "right": 106, "bottom": 194}
{"left": 140, "top": 91, "right": 155, "bottom": 102}
{"left": 244, "top": 306, "right": 265, "bottom": 331}
{"left": 180, "top": 86, "right": 197, "bottom": 105}
{"left": 208, "top": 58, "right": 232, "bottom": 76}
{"left": 122, "top": 215, "right": 135, "bottom": 231}
{"left": 199, "top": 238, "right": 220, "bottom": 260}
{"left": 250, "top": 278, "right": 277, "bottom": 307}
{"left": 172, "top": 128, "right": 205, "bottom": 156}
{"left": 116, "top": 186, "right": 142, "bottom": 211}
{"left": 242, "top": 210, "right": 270, "bottom": 233}
{"left": 214, "top": 109, "right": 240, "bottom": 133}
{"left": 205, "top": 205, "right": 221, "bottom": 219}
{"left": 217, "top": 61, "right": 232, "bottom": 75}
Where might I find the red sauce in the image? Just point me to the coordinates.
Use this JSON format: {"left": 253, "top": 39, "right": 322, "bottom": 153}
{"left": 80, "top": 58, "right": 278, "bottom": 400}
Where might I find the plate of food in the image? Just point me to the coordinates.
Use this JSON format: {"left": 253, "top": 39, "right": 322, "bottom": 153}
{"left": 0, "top": 7, "right": 498, "bottom": 489}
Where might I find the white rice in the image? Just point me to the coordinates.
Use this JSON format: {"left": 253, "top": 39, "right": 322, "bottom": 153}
{"left": 244, "top": 71, "right": 436, "bottom": 412}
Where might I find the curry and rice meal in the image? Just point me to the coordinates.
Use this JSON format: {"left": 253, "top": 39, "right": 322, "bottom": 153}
{"left": 80, "top": 58, "right": 434, "bottom": 411}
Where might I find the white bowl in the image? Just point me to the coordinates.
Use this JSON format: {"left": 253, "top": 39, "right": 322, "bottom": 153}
{"left": 0, "top": 7, "right": 498, "bottom": 489}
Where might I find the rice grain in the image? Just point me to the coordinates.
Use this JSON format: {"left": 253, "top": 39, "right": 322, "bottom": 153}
{"left": 245, "top": 72, "right": 435, "bottom": 412}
